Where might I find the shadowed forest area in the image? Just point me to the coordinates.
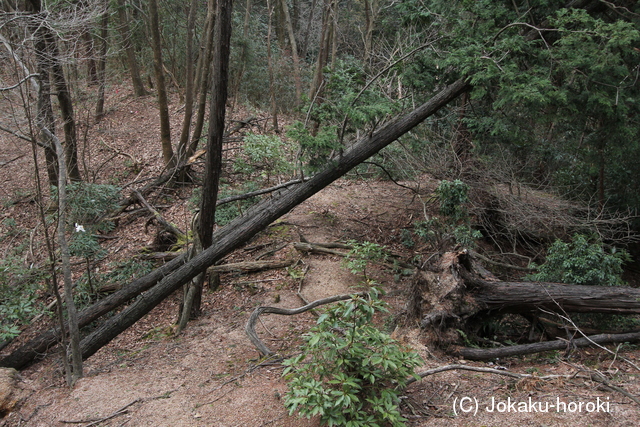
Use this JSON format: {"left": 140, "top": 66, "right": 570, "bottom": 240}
{"left": 1, "top": 0, "right": 640, "bottom": 425}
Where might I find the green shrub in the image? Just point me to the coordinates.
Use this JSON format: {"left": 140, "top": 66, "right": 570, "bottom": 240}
{"left": 435, "top": 179, "right": 470, "bottom": 221}
{"left": 282, "top": 288, "right": 422, "bottom": 427}
{"left": 342, "top": 241, "right": 388, "bottom": 276}
{"left": 528, "top": 233, "right": 630, "bottom": 286}
{"left": 233, "top": 133, "right": 294, "bottom": 178}
{"left": 0, "top": 252, "right": 47, "bottom": 340}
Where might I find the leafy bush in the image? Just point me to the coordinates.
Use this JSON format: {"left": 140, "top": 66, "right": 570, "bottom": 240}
{"left": 435, "top": 179, "right": 470, "bottom": 221}
{"left": 59, "top": 183, "right": 120, "bottom": 231}
{"left": 282, "top": 288, "right": 422, "bottom": 427}
{"left": 287, "top": 121, "right": 340, "bottom": 172}
{"left": 0, "top": 252, "right": 47, "bottom": 340}
{"left": 528, "top": 234, "right": 630, "bottom": 286}
{"left": 342, "top": 241, "right": 388, "bottom": 277}
{"left": 233, "top": 133, "right": 294, "bottom": 179}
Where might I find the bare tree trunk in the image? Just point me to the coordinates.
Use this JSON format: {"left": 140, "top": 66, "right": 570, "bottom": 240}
{"left": 410, "top": 251, "right": 640, "bottom": 334}
{"left": 49, "top": 34, "right": 82, "bottom": 182}
{"left": 177, "top": 0, "right": 198, "bottom": 163}
{"left": 26, "top": 0, "right": 58, "bottom": 187}
{"left": 116, "top": 0, "right": 148, "bottom": 97}
{"left": 308, "top": 0, "right": 334, "bottom": 102}
{"left": 180, "top": 0, "right": 233, "bottom": 327}
{"left": 46, "top": 128, "right": 83, "bottom": 384}
{"left": 94, "top": 2, "right": 109, "bottom": 122}
{"left": 187, "top": 0, "right": 216, "bottom": 158}
{"left": 280, "top": 0, "right": 302, "bottom": 104}
{"left": 83, "top": 30, "right": 98, "bottom": 86}
{"left": 300, "top": 0, "right": 317, "bottom": 61}
{"left": 266, "top": 0, "right": 279, "bottom": 131}
{"left": 230, "top": 0, "right": 252, "bottom": 103}
{"left": 149, "top": 0, "right": 176, "bottom": 168}
{"left": 362, "top": 0, "right": 379, "bottom": 63}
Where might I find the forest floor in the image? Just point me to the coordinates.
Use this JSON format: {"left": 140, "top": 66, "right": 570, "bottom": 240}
{"left": 1, "top": 84, "right": 639, "bottom": 426}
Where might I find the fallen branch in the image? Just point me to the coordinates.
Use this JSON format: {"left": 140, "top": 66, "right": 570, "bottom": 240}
{"left": 208, "top": 258, "right": 296, "bottom": 274}
{"left": 134, "top": 190, "right": 185, "bottom": 238}
{"left": 457, "top": 331, "right": 640, "bottom": 361}
{"left": 246, "top": 292, "right": 367, "bottom": 356}
{"left": 294, "top": 242, "right": 415, "bottom": 270}
{"left": 217, "top": 177, "right": 310, "bottom": 206}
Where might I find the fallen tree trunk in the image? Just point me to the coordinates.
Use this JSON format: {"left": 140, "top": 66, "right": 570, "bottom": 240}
{"left": 411, "top": 251, "right": 640, "bottom": 345}
{"left": 1, "top": 79, "right": 468, "bottom": 369}
{"left": 0, "top": 254, "right": 187, "bottom": 369}
{"left": 458, "top": 331, "right": 640, "bottom": 361}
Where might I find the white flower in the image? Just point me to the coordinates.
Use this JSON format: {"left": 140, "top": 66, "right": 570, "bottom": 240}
{"left": 75, "top": 223, "right": 86, "bottom": 232}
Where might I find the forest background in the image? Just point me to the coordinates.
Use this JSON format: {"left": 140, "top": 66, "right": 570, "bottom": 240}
{"left": 1, "top": 0, "right": 640, "bottom": 425}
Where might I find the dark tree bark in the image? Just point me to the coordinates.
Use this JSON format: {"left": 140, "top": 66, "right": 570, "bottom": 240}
{"left": 411, "top": 251, "right": 640, "bottom": 333}
{"left": 49, "top": 34, "right": 82, "bottom": 182}
{"left": 116, "top": 0, "right": 148, "bottom": 96}
{"left": 280, "top": 0, "right": 301, "bottom": 103}
{"left": 308, "top": 0, "right": 335, "bottom": 102}
{"left": 94, "top": 2, "right": 109, "bottom": 122}
{"left": 180, "top": 0, "right": 234, "bottom": 327}
{"left": 149, "top": 0, "right": 176, "bottom": 168}
{"left": 187, "top": 0, "right": 216, "bottom": 158}
{"left": 177, "top": 0, "right": 198, "bottom": 162}
{"left": 458, "top": 331, "right": 640, "bottom": 361}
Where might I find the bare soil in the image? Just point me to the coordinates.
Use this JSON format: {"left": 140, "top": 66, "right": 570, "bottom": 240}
{"left": 1, "top": 83, "right": 639, "bottom": 426}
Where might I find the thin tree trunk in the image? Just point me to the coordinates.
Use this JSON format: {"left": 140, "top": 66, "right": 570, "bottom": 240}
{"left": 46, "top": 128, "right": 83, "bottom": 384}
{"left": 280, "top": 0, "right": 301, "bottom": 104}
{"left": 26, "top": 0, "right": 58, "bottom": 187}
{"left": 308, "top": 0, "right": 334, "bottom": 102}
{"left": 230, "top": 0, "right": 252, "bottom": 103}
{"left": 300, "top": 0, "right": 317, "bottom": 61}
{"left": 180, "top": 0, "right": 233, "bottom": 326}
{"left": 362, "top": 0, "right": 378, "bottom": 63}
{"left": 187, "top": 0, "right": 216, "bottom": 158}
{"left": 49, "top": 34, "right": 81, "bottom": 182}
{"left": 83, "top": 30, "right": 98, "bottom": 86}
{"left": 116, "top": 0, "right": 148, "bottom": 96}
{"left": 149, "top": 0, "right": 176, "bottom": 168}
{"left": 94, "top": 3, "right": 109, "bottom": 122}
{"left": 177, "top": 0, "right": 199, "bottom": 163}
{"left": 266, "top": 0, "right": 279, "bottom": 131}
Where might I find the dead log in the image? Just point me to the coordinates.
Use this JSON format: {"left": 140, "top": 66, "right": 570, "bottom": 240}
{"left": 2, "top": 79, "right": 469, "bottom": 370}
{"left": 411, "top": 251, "right": 640, "bottom": 347}
{"left": 458, "top": 331, "right": 640, "bottom": 361}
{"left": 208, "top": 258, "right": 295, "bottom": 274}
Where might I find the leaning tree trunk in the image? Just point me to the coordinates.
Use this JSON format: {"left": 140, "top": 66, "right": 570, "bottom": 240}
{"left": 77, "top": 78, "right": 471, "bottom": 361}
{"left": 2, "top": 79, "right": 469, "bottom": 369}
